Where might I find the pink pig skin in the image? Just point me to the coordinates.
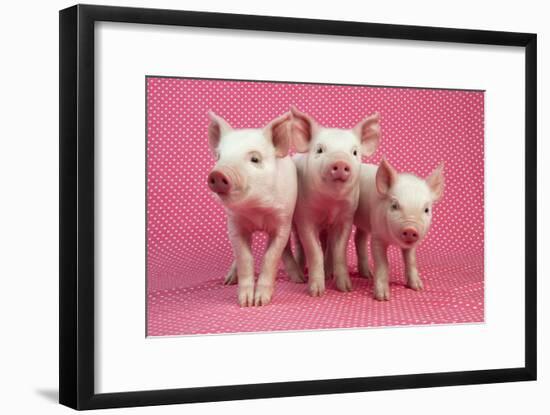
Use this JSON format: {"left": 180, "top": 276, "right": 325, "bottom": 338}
{"left": 354, "top": 159, "right": 445, "bottom": 301}
{"left": 207, "top": 111, "right": 303, "bottom": 307}
{"left": 286, "top": 107, "right": 381, "bottom": 297}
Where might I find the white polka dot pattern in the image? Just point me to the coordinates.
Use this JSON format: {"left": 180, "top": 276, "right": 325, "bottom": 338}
{"left": 146, "top": 77, "right": 484, "bottom": 336}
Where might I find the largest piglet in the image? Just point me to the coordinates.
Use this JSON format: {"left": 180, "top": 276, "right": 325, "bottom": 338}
{"left": 207, "top": 111, "right": 301, "bottom": 307}
{"left": 288, "top": 107, "right": 381, "bottom": 296}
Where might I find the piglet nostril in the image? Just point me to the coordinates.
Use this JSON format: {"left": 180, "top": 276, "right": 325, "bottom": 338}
{"left": 208, "top": 170, "right": 232, "bottom": 194}
{"left": 401, "top": 227, "right": 419, "bottom": 243}
{"left": 329, "top": 161, "right": 352, "bottom": 181}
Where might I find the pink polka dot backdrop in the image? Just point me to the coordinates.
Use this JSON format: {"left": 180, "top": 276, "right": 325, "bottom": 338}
{"left": 146, "top": 77, "right": 484, "bottom": 336}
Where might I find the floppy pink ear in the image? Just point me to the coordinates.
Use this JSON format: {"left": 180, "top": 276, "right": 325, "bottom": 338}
{"left": 265, "top": 112, "right": 292, "bottom": 158}
{"left": 376, "top": 158, "right": 398, "bottom": 196}
{"left": 426, "top": 162, "right": 445, "bottom": 201}
{"left": 353, "top": 112, "right": 381, "bottom": 157}
{"left": 290, "top": 106, "right": 317, "bottom": 153}
{"left": 208, "top": 111, "right": 232, "bottom": 156}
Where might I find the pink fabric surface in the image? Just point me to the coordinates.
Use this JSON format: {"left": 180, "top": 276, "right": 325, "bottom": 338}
{"left": 146, "top": 77, "right": 484, "bottom": 336}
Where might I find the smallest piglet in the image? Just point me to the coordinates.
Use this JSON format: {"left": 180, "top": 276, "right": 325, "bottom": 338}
{"left": 354, "top": 159, "right": 444, "bottom": 301}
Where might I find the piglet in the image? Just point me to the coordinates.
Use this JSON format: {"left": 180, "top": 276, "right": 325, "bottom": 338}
{"left": 354, "top": 159, "right": 445, "bottom": 301}
{"left": 287, "top": 107, "right": 381, "bottom": 296}
{"left": 207, "top": 111, "right": 302, "bottom": 307}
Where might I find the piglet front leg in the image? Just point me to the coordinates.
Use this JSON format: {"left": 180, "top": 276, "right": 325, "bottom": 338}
{"left": 402, "top": 247, "right": 423, "bottom": 291}
{"left": 371, "top": 236, "right": 390, "bottom": 301}
{"left": 329, "top": 222, "right": 353, "bottom": 292}
{"left": 229, "top": 228, "right": 255, "bottom": 307}
{"left": 297, "top": 223, "right": 326, "bottom": 297}
{"left": 255, "top": 225, "right": 292, "bottom": 306}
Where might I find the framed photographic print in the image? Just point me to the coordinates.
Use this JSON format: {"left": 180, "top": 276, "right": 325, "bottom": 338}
{"left": 59, "top": 4, "right": 537, "bottom": 410}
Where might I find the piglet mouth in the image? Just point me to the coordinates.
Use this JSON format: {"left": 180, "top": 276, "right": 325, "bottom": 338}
{"left": 323, "top": 174, "right": 350, "bottom": 183}
{"left": 217, "top": 188, "right": 243, "bottom": 199}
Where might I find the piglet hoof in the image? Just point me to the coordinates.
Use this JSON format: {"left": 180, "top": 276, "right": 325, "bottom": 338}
{"left": 288, "top": 268, "right": 306, "bottom": 284}
{"left": 254, "top": 284, "right": 273, "bottom": 306}
{"left": 335, "top": 276, "right": 353, "bottom": 292}
{"left": 374, "top": 282, "right": 390, "bottom": 301}
{"left": 224, "top": 269, "right": 237, "bottom": 285}
{"left": 238, "top": 285, "right": 255, "bottom": 307}
{"left": 358, "top": 265, "right": 373, "bottom": 280}
{"left": 407, "top": 277, "right": 424, "bottom": 291}
{"left": 308, "top": 280, "right": 325, "bottom": 297}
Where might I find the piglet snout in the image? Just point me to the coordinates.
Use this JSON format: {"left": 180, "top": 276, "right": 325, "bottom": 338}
{"left": 208, "top": 169, "right": 232, "bottom": 194}
{"left": 400, "top": 227, "right": 419, "bottom": 244}
{"left": 329, "top": 161, "right": 351, "bottom": 182}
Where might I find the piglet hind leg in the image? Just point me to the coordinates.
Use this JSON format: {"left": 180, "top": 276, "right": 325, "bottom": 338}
{"left": 354, "top": 228, "right": 373, "bottom": 279}
{"left": 282, "top": 240, "right": 306, "bottom": 283}
{"left": 371, "top": 236, "right": 390, "bottom": 301}
{"left": 294, "top": 233, "right": 306, "bottom": 273}
{"left": 329, "top": 223, "right": 353, "bottom": 292}
{"left": 223, "top": 260, "right": 238, "bottom": 285}
{"left": 255, "top": 226, "right": 292, "bottom": 306}
{"left": 320, "top": 230, "right": 333, "bottom": 280}
{"left": 402, "top": 247, "right": 424, "bottom": 291}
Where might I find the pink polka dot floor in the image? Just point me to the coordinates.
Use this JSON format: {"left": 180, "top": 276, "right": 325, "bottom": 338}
{"left": 146, "top": 77, "right": 484, "bottom": 336}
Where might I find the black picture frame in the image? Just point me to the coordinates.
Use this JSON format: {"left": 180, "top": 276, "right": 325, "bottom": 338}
{"left": 59, "top": 4, "right": 537, "bottom": 410}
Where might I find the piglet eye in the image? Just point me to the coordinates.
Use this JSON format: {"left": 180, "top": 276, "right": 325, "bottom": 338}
{"left": 391, "top": 202, "right": 399, "bottom": 210}
{"left": 424, "top": 207, "right": 430, "bottom": 214}
{"left": 316, "top": 147, "right": 323, "bottom": 154}
{"left": 353, "top": 149, "right": 358, "bottom": 156}
{"left": 251, "top": 156, "right": 260, "bottom": 164}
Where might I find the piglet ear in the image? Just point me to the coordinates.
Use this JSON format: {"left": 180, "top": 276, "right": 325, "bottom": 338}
{"left": 290, "top": 106, "right": 317, "bottom": 153}
{"left": 264, "top": 112, "right": 292, "bottom": 158}
{"left": 426, "top": 162, "right": 445, "bottom": 201}
{"left": 353, "top": 112, "right": 381, "bottom": 157}
{"left": 208, "top": 111, "right": 232, "bottom": 156}
{"left": 376, "top": 158, "right": 398, "bottom": 196}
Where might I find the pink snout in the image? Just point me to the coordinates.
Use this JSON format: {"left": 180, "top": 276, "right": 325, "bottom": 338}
{"left": 400, "top": 227, "right": 420, "bottom": 244}
{"left": 329, "top": 161, "right": 351, "bottom": 182}
{"left": 207, "top": 169, "right": 232, "bottom": 195}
